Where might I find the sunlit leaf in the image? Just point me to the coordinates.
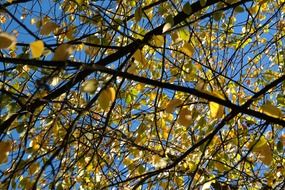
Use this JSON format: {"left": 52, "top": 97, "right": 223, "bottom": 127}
{"left": 178, "top": 108, "right": 192, "bottom": 126}
{"left": 260, "top": 101, "right": 282, "bottom": 118}
{"left": 30, "top": 40, "right": 44, "bottom": 58}
{"left": 165, "top": 99, "right": 182, "bottom": 113}
{"left": 178, "top": 29, "right": 190, "bottom": 41}
{"left": 249, "top": 5, "right": 259, "bottom": 15}
{"left": 180, "top": 42, "right": 194, "bottom": 57}
{"left": 75, "top": 0, "right": 84, "bottom": 5}
{"left": 151, "top": 35, "right": 164, "bottom": 47}
{"left": 248, "top": 136, "right": 273, "bottom": 166}
{"left": 98, "top": 87, "right": 116, "bottom": 111}
{"left": 81, "top": 79, "right": 97, "bottom": 93}
{"left": 209, "top": 92, "right": 225, "bottom": 119}
{"left": 133, "top": 49, "right": 147, "bottom": 65}
{"left": 201, "top": 181, "right": 212, "bottom": 190}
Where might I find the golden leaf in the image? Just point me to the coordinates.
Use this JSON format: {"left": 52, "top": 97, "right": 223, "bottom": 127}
{"left": 152, "top": 35, "right": 164, "bottom": 47}
{"left": 81, "top": 79, "right": 98, "bottom": 93}
{"left": 30, "top": 40, "right": 44, "bottom": 58}
{"left": 98, "top": 87, "right": 116, "bottom": 111}
{"left": 209, "top": 91, "right": 225, "bottom": 119}
{"left": 165, "top": 99, "right": 182, "bottom": 113}
{"left": 178, "top": 108, "right": 192, "bottom": 126}
{"left": 248, "top": 136, "right": 273, "bottom": 166}
{"left": 133, "top": 49, "right": 147, "bottom": 65}
{"left": 260, "top": 101, "right": 282, "bottom": 118}
{"left": 180, "top": 42, "right": 194, "bottom": 57}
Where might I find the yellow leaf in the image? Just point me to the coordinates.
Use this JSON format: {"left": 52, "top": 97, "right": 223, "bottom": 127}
{"left": 53, "top": 44, "right": 73, "bottom": 61}
{"left": 81, "top": 79, "right": 97, "bottom": 93}
{"left": 30, "top": 40, "right": 44, "bottom": 58}
{"left": 40, "top": 21, "right": 58, "bottom": 35}
{"left": 180, "top": 42, "right": 194, "bottom": 57}
{"left": 151, "top": 155, "right": 167, "bottom": 168}
{"left": 50, "top": 76, "right": 60, "bottom": 86}
{"left": 259, "top": 148, "right": 273, "bottom": 166}
{"left": 108, "top": 87, "right": 116, "bottom": 102}
{"left": 178, "top": 108, "right": 192, "bottom": 126}
{"left": 209, "top": 92, "right": 225, "bottom": 119}
{"left": 133, "top": 49, "right": 147, "bottom": 65}
{"left": 209, "top": 102, "right": 223, "bottom": 118}
{"left": 152, "top": 35, "right": 164, "bottom": 47}
{"left": 75, "top": 0, "right": 84, "bottom": 5}
{"left": 249, "top": 5, "right": 259, "bottom": 15}
{"left": 0, "top": 32, "right": 16, "bottom": 49}
{"left": 256, "top": 142, "right": 273, "bottom": 166}
{"left": 165, "top": 99, "right": 182, "bottom": 113}
{"left": 260, "top": 101, "right": 282, "bottom": 118}
{"left": 178, "top": 29, "right": 190, "bottom": 41}
{"left": 98, "top": 87, "right": 116, "bottom": 111}
{"left": 248, "top": 136, "right": 273, "bottom": 166}
{"left": 252, "top": 136, "right": 267, "bottom": 151}
{"left": 30, "top": 140, "right": 40, "bottom": 151}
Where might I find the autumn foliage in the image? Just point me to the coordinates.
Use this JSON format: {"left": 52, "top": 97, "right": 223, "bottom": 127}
{"left": 0, "top": 0, "right": 285, "bottom": 189}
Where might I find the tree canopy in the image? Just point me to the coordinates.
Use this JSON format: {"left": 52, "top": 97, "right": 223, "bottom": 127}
{"left": 0, "top": 0, "right": 285, "bottom": 189}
